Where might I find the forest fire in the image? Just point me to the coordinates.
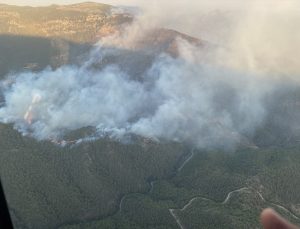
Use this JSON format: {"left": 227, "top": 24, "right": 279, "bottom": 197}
{"left": 23, "top": 93, "right": 42, "bottom": 125}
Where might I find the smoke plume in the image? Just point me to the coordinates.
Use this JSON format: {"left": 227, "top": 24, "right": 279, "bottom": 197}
{"left": 0, "top": 0, "right": 299, "bottom": 149}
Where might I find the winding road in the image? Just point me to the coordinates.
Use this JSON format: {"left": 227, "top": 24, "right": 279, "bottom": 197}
{"left": 115, "top": 147, "right": 300, "bottom": 229}
{"left": 178, "top": 148, "right": 195, "bottom": 172}
{"left": 118, "top": 148, "right": 195, "bottom": 214}
{"left": 60, "top": 146, "right": 300, "bottom": 229}
{"left": 169, "top": 187, "right": 300, "bottom": 229}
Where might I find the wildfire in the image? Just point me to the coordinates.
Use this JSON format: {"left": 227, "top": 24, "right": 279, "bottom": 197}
{"left": 22, "top": 93, "right": 81, "bottom": 146}
{"left": 24, "top": 93, "right": 42, "bottom": 125}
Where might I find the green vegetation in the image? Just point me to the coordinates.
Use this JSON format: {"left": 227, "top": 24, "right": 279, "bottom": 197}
{"left": 173, "top": 148, "right": 300, "bottom": 211}
{"left": 0, "top": 124, "right": 187, "bottom": 228}
{"left": 58, "top": 148, "right": 300, "bottom": 229}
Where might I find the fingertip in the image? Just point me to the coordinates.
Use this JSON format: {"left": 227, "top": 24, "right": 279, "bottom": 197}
{"left": 261, "top": 208, "right": 298, "bottom": 229}
{"left": 261, "top": 208, "right": 277, "bottom": 219}
{"left": 261, "top": 208, "right": 278, "bottom": 229}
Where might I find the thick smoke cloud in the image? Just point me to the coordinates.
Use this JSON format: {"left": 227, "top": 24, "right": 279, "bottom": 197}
{"left": 0, "top": 0, "right": 299, "bottom": 149}
{"left": 0, "top": 41, "right": 271, "bottom": 149}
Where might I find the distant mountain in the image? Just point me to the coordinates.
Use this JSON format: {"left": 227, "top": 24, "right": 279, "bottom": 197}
{"left": 0, "top": 2, "right": 204, "bottom": 79}
{"left": 133, "top": 28, "right": 203, "bottom": 55}
{"left": 0, "top": 2, "right": 132, "bottom": 43}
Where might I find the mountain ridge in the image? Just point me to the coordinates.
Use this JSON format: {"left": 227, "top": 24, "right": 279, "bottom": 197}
{"left": 0, "top": 2, "right": 131, "bottom": 43}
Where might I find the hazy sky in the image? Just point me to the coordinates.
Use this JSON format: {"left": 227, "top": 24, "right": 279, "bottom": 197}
{"left": 0, "top": 0, "right": 299, "bottom": 12}
{"left": 0, "top": 0, "right": 139, "bottom": 6}
{"left": 0, "top": 0, "right": 298, "bottom": 8}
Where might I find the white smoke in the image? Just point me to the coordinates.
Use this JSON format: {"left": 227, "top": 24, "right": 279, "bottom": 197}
{"left": 0, "top": 41, "right": 272, "bottom": 149}
{"left": 0, "top": 0, "right": 299, "bottom": 149}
